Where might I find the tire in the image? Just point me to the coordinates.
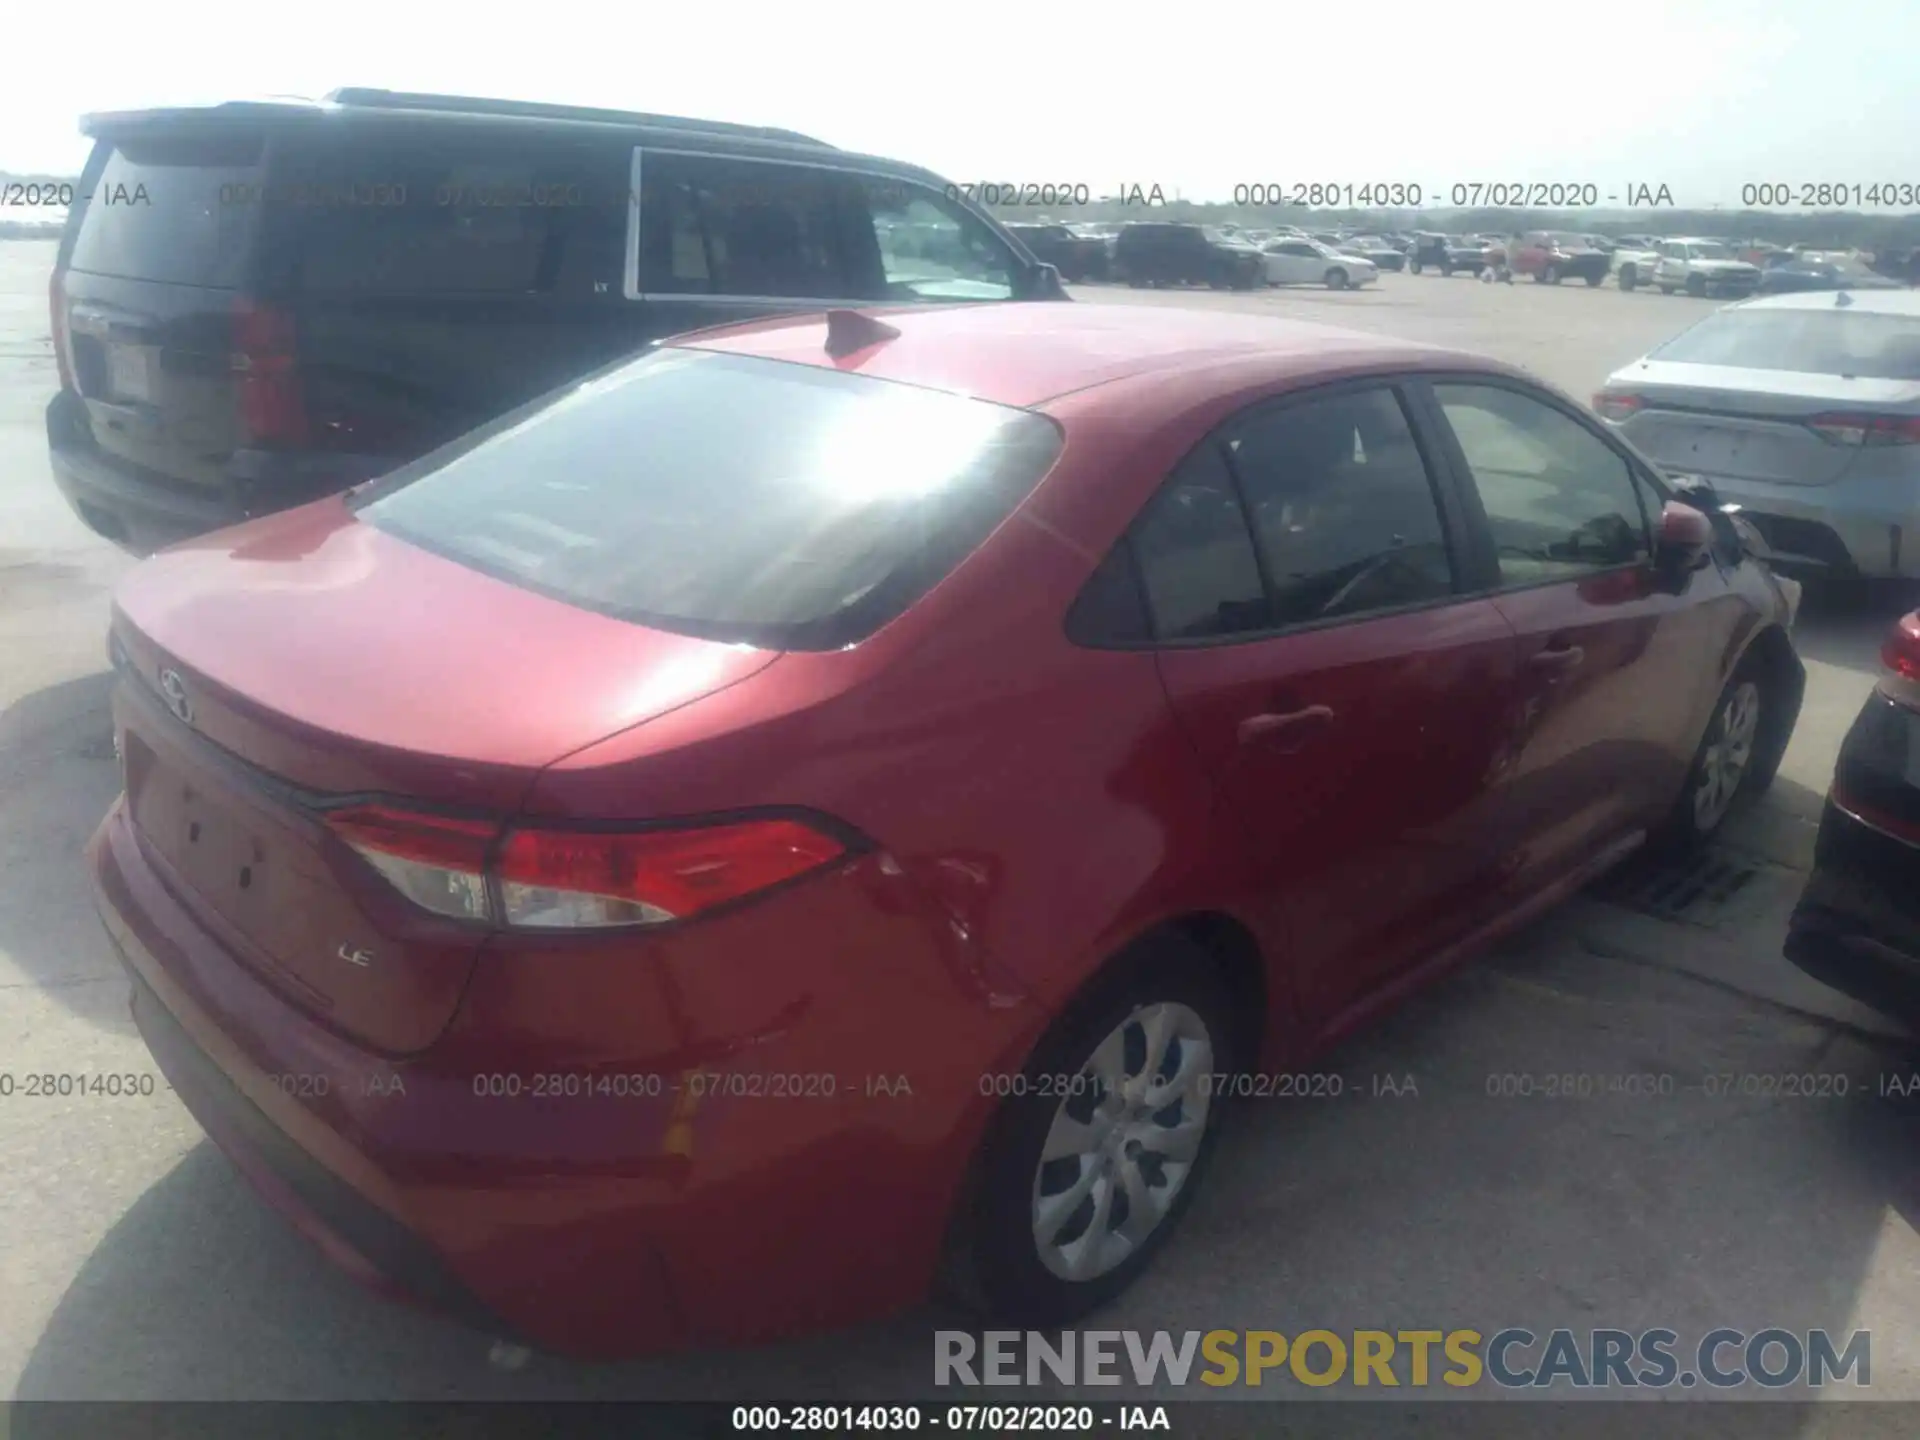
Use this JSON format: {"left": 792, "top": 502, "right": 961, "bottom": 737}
{"left": 1326, "top": 268, "right": 1348, "bottom": 290}
{"left": 1659, "top": 284, "right": 1677, "bottom": 295}
{"left": 1619, "top": 267, "right": 1638, "bottom": 291}
{"left": 1440, "top": 262, "right": 1454, "bottom": 277}
{"left": 1686, "top": 274, "right": 1707, "bottom": 297}
{"left": 1584, "top": 271, "right": 1603, "bottom": 287}
{"left": 1409, "top": 258, "right": 1423, "bottom": 274}
{"left": 1653, "top": 667, "right": 1768, "bottom": 851}
{"left": 949, "top": 938, "right": 1242, "bottom": 1326}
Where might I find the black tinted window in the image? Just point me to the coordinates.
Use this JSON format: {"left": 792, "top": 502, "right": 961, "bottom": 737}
{"left": 353, "top": 350, "right": 1062, "bottom": 649}
{"left": 67, "top": 136, "right": 263, "bottom": 288}
{"left": 640, "top": 154, "right": 859, "bottom": 298}
{"left": 1131, "top": 445, "right": 1269, "bottom": 640}
{"left": 1226, "top": 388, "right": 1454, "bottom": 624}
{"left": 262, "top": 141, "right": 624, "bottom": 296}
{"left": 1436, "top": 383, "right": 1649, "bottom": 584}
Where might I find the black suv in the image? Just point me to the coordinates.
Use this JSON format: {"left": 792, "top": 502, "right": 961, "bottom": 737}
{"left": 1407, "top": 232, "right": 1494, "bottom": 276}
{"left": 46, "top": 89, "right": 1066, "bottom": 554}
{"left": 1003, "top": 222, "right": 1108, "bottom": 282}
{"left": 1112, "top": 222, "right": 1263, "bottom": 290}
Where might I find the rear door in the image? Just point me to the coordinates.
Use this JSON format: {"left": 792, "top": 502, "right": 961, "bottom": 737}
{"left": 1420, "top": 378, "right": 1730, "bottom": 885}
{"left": 57, "top": 130, "right": 267, "bottom": 501}
{"left": 1141, "top": 382, "right": 1525, "bottom": 1023}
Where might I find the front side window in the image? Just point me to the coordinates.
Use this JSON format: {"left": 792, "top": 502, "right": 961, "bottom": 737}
{"left": 861, "top": 179, "right": 1018, "bottom": 301}
{"left": 1225, "top": 388, "right": 1455, "bottom": 625}
{"left": 1435, "top": 383, "right": 1649, "bottom": 586}
{"left": 353, "top": 349, "right": 1062, "bottom": 649}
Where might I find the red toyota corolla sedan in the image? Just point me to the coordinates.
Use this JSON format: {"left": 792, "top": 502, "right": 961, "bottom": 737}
{"left": 90, "top": 302, "right": 1804, "bottom": 1357}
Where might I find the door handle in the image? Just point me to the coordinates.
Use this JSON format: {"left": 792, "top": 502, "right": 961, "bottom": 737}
{"left": 1526, "top": 643, "right": 1585, "bottom": 673}
{"left": 1237, "top": 704, "right": 1335, "bottom": 748}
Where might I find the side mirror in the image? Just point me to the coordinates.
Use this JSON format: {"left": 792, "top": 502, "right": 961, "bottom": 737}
{"left": 1022, "top": 262, "right": 1067, "bottom": 300}
{"left": 1653, "top": 500, "right": 1715, "bottom": 591}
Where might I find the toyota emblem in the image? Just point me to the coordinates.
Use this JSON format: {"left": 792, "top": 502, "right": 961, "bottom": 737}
{"left": 157, "top": 668, "right": 193, "bottom": 725}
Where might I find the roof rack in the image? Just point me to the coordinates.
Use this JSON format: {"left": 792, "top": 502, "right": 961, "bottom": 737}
{"left": 322, "top": 89, "right": 834, "bottom": 148}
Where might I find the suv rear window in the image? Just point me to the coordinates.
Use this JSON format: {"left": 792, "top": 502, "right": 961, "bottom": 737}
{"left": 353, "top": 349, "right": 1063, "bottom": 648}
{"left": 66, "top": 135, "right": 264, "bottom": 288}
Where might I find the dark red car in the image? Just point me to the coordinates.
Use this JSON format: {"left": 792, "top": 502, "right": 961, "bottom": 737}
{"left": 90, "top": 302, "right": 1804, "bottom": 1358}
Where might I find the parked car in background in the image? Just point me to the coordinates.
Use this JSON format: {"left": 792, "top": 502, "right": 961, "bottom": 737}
{"left": 1594, "top": 289, "right": 1920, "bottom": 581}
{"left": 1612, "top": 242, "right": 1666, "bottom": 292}
{"left": 1408, "top": 232, "right": 1498, "bottom": 276}
{"left": 1617, "top": 234, "right": 1666, "bottom": 250}
{"left": 1114, "top": 223, "right": 1265, "bottom": 290}
{"left": 1259, "top": 237, "right": 1378, "bottom": 289}
{"left": 1338, "top": 235, "right": 1406, "bottom": 271}
{"left": 1512, "top": 232, "right": 1612, "bottom": 286}
{"left": 1652, "top": 239, "right": 1762, "bottom": 297}
{"left": 89, "top": 301, "right": 1803, "bottom": 1357}
{"left": 1785, "top": 610, "right": 1920, "bottom": 1029}
{"left": 45, "top": 88, "right": 1062, "bottom": 556}
{"left": 1759, "top": 255, "right": 1906, "bottom": 295}
{"left": 1004, "top": 222, "right": 1109, "bottom": 282}
{"left": 1581, "top": 235, "right": 1617, "bottom": 255}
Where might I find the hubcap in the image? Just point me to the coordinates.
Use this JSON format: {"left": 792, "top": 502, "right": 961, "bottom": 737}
{"left": 1031, "top": 1002, "right": 1214, "bottom": 1282}
{"left": 1693, "top": 681, "right": 1761, "bottom": 831}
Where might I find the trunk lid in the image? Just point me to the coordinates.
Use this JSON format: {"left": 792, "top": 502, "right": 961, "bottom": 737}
{"left": 110, "top": 499, "right": 780, "bottom": 1053}
{"left": 1612, "top": 361, "right": 1919, "bottom": 486}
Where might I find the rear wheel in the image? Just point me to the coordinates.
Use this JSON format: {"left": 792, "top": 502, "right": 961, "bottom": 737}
{"left": 1440, "top": 261, "right": 1454, "bottom": 277}
{"left": 1326, "top": 267, "right": 1348, "bottom": 290}
{"left": 1686, "top": 273, "right": 1707, "bottom": 297}
{"left": 1659, "top": 283, "right": 1677, "bottom": 295}
{"left": 1619, "top": 266, "right": 1639, "bottom": 291}
{"left": 950, "top": 940, "right": 1241, "bottom": 1325}
{"left": 1584, "top": 271, "right": 1603, "bottom": 287}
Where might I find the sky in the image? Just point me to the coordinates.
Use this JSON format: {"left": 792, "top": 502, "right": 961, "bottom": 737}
{"left": 3, "top": 0, "right": 1915, "bottom": 209}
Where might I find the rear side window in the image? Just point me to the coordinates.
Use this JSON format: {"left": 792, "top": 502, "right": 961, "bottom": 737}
{"left": 639, "top": 153, "right": 863, "bottom": 299}
{"left": 66, "top": 135, "right": 263, "bottom": 288}
{"left": 353, "top": 349, "right": 1063, "bottom": 649}
{"left": 1130, "top": 444, "right": 1270, "bottom": 640}
{"left": 261, "top": 138, "right": 625, "bottom": 296}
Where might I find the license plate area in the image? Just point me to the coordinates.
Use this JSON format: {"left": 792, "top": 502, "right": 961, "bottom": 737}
{"left": 126, "top": 733, "right": 286, "bottom": 925}
{"left": 106, "top": 344, "right": 155, "bottom": 404}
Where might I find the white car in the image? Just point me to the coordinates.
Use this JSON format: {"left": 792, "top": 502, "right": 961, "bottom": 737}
{"left": 1259, "top": 238, "right": 1377, "bottom": 289}
{"left": 1612, "top": 243, "right": 1665, "bottom": 291}
{"left": 1652, "top": 239, "right": 1761, "bottom": 298}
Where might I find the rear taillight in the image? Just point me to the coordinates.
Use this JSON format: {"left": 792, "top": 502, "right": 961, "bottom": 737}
{"left": 1592, "top": 391, "right": 1645, "bottom": 422}
{"left": 231, "top": 298, "right": 309, "bottom": 446}
{"left": 324, "top": 807, "right": 848, "bottom": 929}
{"left": 1884, "top": 612, "right": 1920, "bottom": 683}
{"left": 50, "top": 270, "right": 75, "bottom": 391}
{"left": 1805, "top": 413, "right": 1920, "bottom": 447}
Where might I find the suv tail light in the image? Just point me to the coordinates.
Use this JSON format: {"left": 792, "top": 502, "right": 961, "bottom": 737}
{"left": 1805, "top": 413, "right": 1920, "bottom": 447}
{"left": 232, "top": 298, "right": 310, "bottom": 446}
{"left": 325, "top": 806, "right": 848, "bottom": 929}
{"left": 1592, "top": 391, "right": 1645, "bottom": 421}
{"left": 1884, "top": 611, "right": 1920, "bottom": 684}
{"left": 50, "top": 270, "right": 75, "bottom": 391}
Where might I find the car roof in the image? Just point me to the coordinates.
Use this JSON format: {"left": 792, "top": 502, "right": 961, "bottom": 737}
{"left": 1735, "top": 288, "right": 1920, "bottom": 315}
{"left": 670, "top": 304, "right": 1473, "bottom": 409}
{"left": 77, "top": 88, "right": 949, "bottom": 186}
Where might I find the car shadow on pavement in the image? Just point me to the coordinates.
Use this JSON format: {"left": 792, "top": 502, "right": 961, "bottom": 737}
{"left": 0, "top": 669, "right": 131, "bottom": 1026}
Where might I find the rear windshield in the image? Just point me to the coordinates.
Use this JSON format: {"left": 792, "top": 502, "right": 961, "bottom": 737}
{"left": 353, "top": 349, "right": 1064, "bottom": 649}
{"left": 1651, "top": 308, "right": 1920, "bottom": 380}
{"left": 66, "top": 135, "right": 263, "bottom": 288}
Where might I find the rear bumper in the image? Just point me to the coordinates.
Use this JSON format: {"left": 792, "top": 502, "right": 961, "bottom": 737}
{"left": 88, "top": 796, "right": 1020, "bottom": 1357}
{"left": 46, "top": 390, "right": 394, "bottom": 555}
{"left": 1785, "top": 800, "right": 1920, "bottom": 1028}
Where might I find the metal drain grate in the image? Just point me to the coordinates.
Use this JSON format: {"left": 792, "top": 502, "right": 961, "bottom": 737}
{"left": 1590, "top": 849, "right": 1763, "bottom": 927}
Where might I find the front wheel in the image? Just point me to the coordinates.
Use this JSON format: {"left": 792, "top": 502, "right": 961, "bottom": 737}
{"left": 1326, "top": 268, "right": 1348, "bottom": 290}
{"left": 1409, "top": 259, "right": 1424, "bottom": 274}
{"left": 1659, "top": 284, "right": 1677, "bottom": 295}
{"left": 1656, "top": 673, "right": 1766, "bottom": 849}
{"left": 950, "top": 942, "right": 1240, "bottom": 1325}
{"left": 1584, "top": 271, "right": 1603, "bottom": 287}
{"left": 1619, "top": 267, "right": 1639, "bottom": 291}
{"left": 1686, "top": 274, "right": 1707, "bottom": 297}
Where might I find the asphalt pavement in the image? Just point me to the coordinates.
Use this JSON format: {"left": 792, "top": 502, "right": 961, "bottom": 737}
{"left": 4, "top": 240, "right": 1919, "bottom": 1415}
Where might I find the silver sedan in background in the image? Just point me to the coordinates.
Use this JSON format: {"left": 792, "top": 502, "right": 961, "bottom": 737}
{"left": 1594, "top": 289, "right": 1920, "bottom": 580}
